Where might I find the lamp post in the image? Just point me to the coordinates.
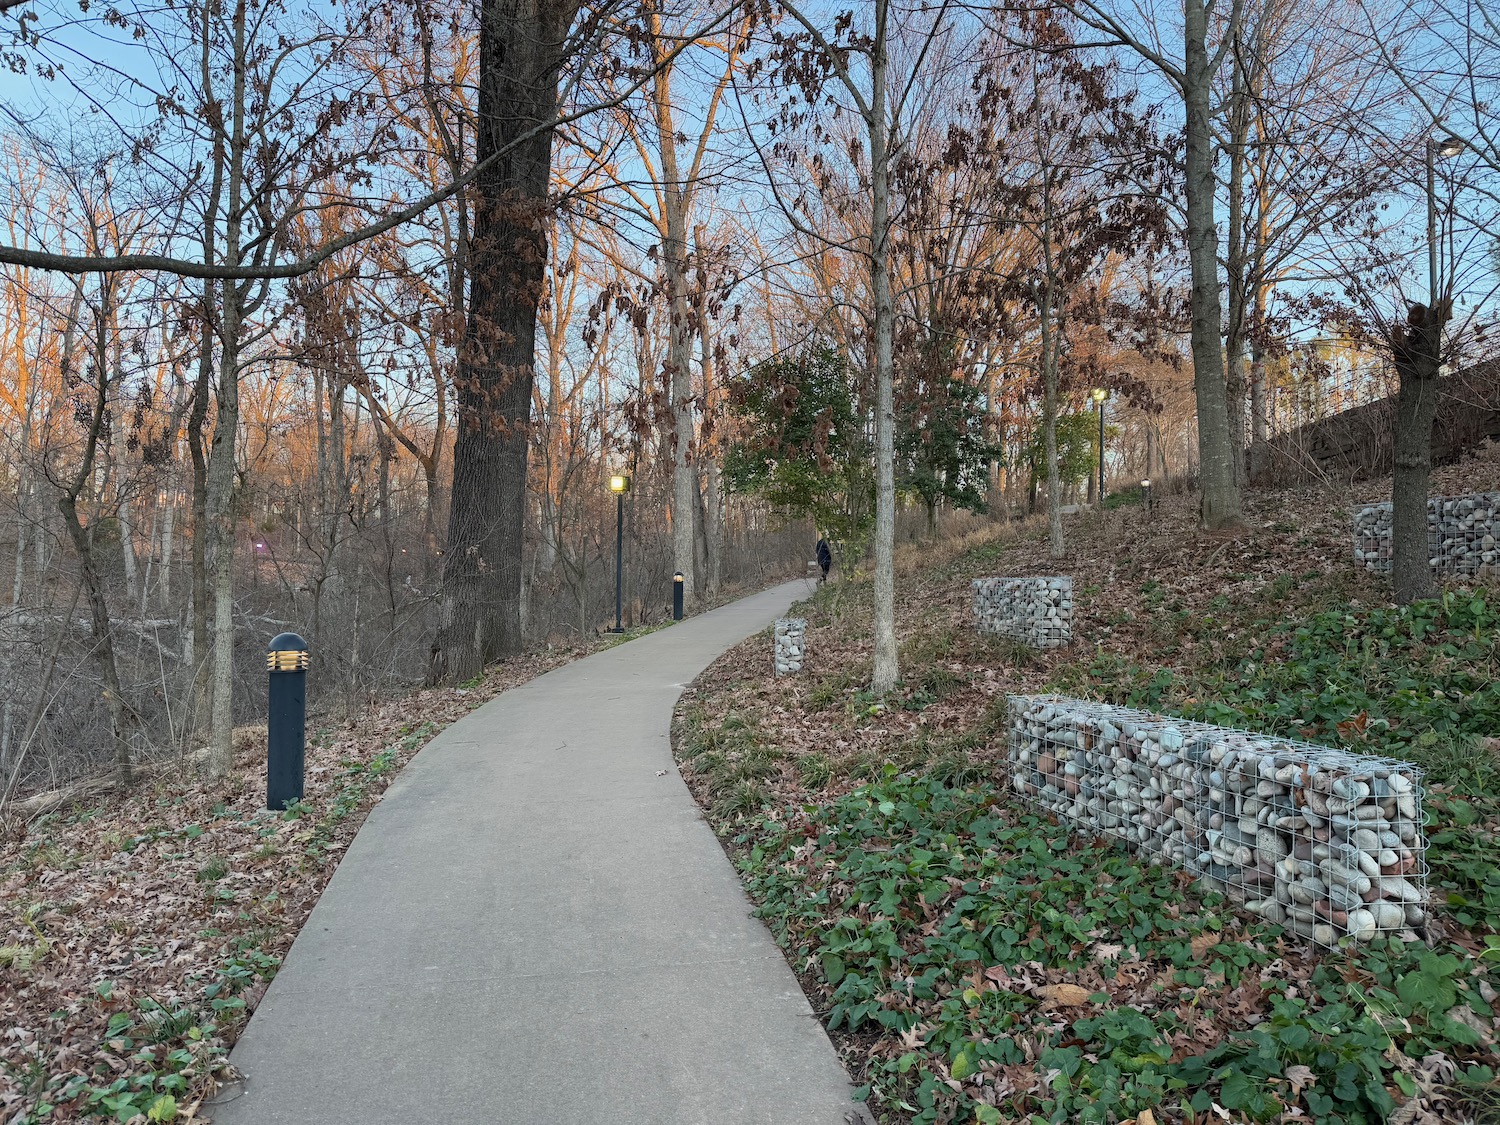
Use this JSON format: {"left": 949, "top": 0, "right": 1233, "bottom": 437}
{"left": 1427, "top": 134, "right": 1465, "bottom": 307}
{"left": 1141, "top": 478, "right": 1152, "bottom": 513}
{"left": 609, "top": 474, "right": 630, "bottom": 633}
{"left": 1091, "top": 387, "right": 1108, "bottom": 503}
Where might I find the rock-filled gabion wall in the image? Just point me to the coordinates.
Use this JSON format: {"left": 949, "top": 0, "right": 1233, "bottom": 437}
{"left": 972, "top": 577, "right": 1072, "bottom": 648}
{"left": 1353, "top": 491, "right": 1500, "bottom": 574}
{"left": 774, "top": 618, "right": 807, "bottom": 676}
{"left": 1006, "top": 694, "right": 1427, "bottom": 948}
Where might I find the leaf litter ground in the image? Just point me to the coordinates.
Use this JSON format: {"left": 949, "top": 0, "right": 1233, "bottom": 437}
{"left": 0, "top": 638, "right": 618, "bottom": 1123}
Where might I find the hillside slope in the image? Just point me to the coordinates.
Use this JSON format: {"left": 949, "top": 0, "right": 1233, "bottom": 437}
{"left": 674, "top": 445, "right": 1500, "bottom": 1125}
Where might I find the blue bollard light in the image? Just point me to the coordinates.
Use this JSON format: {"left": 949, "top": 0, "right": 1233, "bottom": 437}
{"left": 266, "top": 632, "right": 309, "bottom": 810}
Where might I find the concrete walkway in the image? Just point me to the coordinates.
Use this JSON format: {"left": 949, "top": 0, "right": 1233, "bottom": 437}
{"left": 208, "top": 580, "right": 859, "bottom": 1125}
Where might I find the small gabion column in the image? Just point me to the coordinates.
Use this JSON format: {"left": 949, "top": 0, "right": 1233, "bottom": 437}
{"left": 774, "top": 617, "right": 807, "bottom": 676}
{"left": 972, "top": 576, "right": 1073, "bottom": 647}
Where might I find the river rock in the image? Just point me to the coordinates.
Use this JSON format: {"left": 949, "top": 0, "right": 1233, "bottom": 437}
{"left": 1005, "top": 693, "right": 1427, "bottom": 951}
{"left": 973, "top": 577, "right": 1073, "bottom": 648}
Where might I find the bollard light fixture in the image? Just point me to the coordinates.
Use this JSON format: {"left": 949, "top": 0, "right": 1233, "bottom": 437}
{"left": 265, "top": 632, "right": 309, "bottom": 810}
{"left": 1141, "top": 478, "right": 1153, "bottom": 513}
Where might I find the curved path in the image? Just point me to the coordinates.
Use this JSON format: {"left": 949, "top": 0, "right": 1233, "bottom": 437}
{"left": 209, "top": 580, "right": 859, "bottom": 1125}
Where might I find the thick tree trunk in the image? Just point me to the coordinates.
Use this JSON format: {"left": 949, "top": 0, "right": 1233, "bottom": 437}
{"left": 186, "top": 301, "right": 213, "bottom": 742}
{"left": 1224, "top": 32, "right": 1250, "bottom": 486}
{"left": 646, "top": 1, "right": 698, "bottom": 608}
{"left": 204, "top": 293, "right": 241, "bottom": 779}
{"left": 1184, "top": 0, "right": 1243, "bottom": 529}
{"left": 869, "top": 9, "right": 898, "bottom": 696}
{"left": 204, "top": 0, "right": 250, "bottom": 780}
{"left": 1390, "top": 307, "right": 1446, "bottom": 603}
{"left": 433, "top": 0, "right": 578, "bottom": 684}
{"left": 699, "top": 323, "right": 722, "bottom": 595}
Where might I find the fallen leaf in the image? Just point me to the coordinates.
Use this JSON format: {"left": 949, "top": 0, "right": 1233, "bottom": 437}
{"left": 1285, "top": 1064, "right": 1316, "bottom": 1097}
{"left": 1191, "top": 931, "right": 1218, "bottom": 960}
{"left": 1034, "top": 983, "right": 1092, "bottom": 1007}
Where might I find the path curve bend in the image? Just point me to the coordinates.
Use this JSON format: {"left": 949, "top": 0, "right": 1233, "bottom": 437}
{"left": 209, "top": 580, "right": 858, "bottom": 1125}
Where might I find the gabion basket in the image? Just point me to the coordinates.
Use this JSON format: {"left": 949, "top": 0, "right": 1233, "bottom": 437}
{"left": 972, "top": 577, "right": 1072, "bottom": 648}
{"left": 1006, "top": 694, "right": 1427, "bottom": 949}
{"left": 773, "top": 618, "right": 806, "bottom": 677}
{"left": 1354, "top": 491, "right": 1500, "bottom": 574}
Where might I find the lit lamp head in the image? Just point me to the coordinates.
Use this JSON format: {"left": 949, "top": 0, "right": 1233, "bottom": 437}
{"left": 609, "top": 474, "right": 631, "bottom": 494}
{"left": 1091, "top": 387, "right": 1108, "bottom": 404}
{"left": 1141, "top": 478, "right": 1151, "bottom": 489}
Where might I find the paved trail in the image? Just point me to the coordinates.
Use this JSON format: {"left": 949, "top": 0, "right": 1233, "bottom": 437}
{"left": 209, "top": 580, "right": 858, "bottom": 1125}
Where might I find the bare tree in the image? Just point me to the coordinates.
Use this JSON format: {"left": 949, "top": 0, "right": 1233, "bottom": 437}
{"left": 746, "top": 0, "right": 966, "bottom": 693}
{"left": 1055, "top": 0, "right": 1246, "bottom": 530}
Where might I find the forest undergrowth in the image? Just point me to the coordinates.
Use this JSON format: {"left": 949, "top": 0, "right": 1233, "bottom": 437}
{"left": 673, "top": 447, "right": 1500, "bottom": 1125}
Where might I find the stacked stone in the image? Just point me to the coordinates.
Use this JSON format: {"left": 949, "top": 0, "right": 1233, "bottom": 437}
{"left": 972, "top": 577, "right": 1072, "bottom": 648}
{"left": 1353, "top": 491, "right": 1500, "bottom": 574}
{"left": 774, "top": 618, "right": 807, "bottom": 676}
{"left": 1006, "top": 694, "right": 1427, "bottom": 948}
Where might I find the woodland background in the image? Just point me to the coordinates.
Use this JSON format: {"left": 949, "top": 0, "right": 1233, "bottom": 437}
{"left": 0, "top": 0, "right": 1496, "bottom": 801}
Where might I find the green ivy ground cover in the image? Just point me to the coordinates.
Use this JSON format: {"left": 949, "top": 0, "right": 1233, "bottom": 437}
{"left": 736, "top": 769, "right": 1498, "bottom": 1124}
{"left": 1057, "top": 592, "right": 1500, "bottom": 937}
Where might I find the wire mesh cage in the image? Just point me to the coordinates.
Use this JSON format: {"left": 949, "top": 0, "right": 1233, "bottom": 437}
{"left": 1354, "top": 491, "right": 1500, "bottom": 575}
{"left": 1006, "top": 694, "right": 1427, "bottom": 949}
{"left": 773, "top": 618, "right": 807, "bottom": 677}
{"left": 972, "top": 577, "right": 1072, "bottom": 648}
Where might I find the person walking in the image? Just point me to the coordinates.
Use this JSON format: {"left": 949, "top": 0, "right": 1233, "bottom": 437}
{"left": 815, "top": 536, "right": 832, "bottom": 584}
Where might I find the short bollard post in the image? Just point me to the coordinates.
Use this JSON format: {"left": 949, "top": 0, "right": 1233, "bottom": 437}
{"left": 266, "top": 632, "right": 309, "bottom": 810}
{"left": 673, "top": 572, "right": 684, "bottom": 620}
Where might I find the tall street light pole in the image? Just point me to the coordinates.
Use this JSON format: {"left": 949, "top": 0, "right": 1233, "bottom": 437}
{"left": 1428, "top": 134, "right": 1465, "bottom": 308}
{"left": 609, "top": 473, "right": 630, "bottom": 633}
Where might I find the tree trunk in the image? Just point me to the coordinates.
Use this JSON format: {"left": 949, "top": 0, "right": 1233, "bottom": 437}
{"left": 186, "top": 298, "right": 214, "bottom": 744}
{"left": 1224, "top": 31, "right": 1250, "bottom": 487}
{"left": 204, "top": 0, "right": 250, "bottom": 780}
{"left": 59, "top": 495, "right": 135, "bottom": 787}
{"left": 1390, "top": 307, "right": 1446, "bottom": 604}
{"left": 698, "top": 322, "right": 723, "bottom": 596}
{"left": 647, "top": 0, "right": 698, "bottom": 609}
{"left": 1184, "top": 0, "right": 1243, "bottom": 529}
{"left": 869, "top": 3, "right": 898, "bottom": 696}
{"left": 1041, "top": 288, "right": 1064, "bottom": 559}
{"left": 433, "top": 0, "right": 578, "bottom": 684}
